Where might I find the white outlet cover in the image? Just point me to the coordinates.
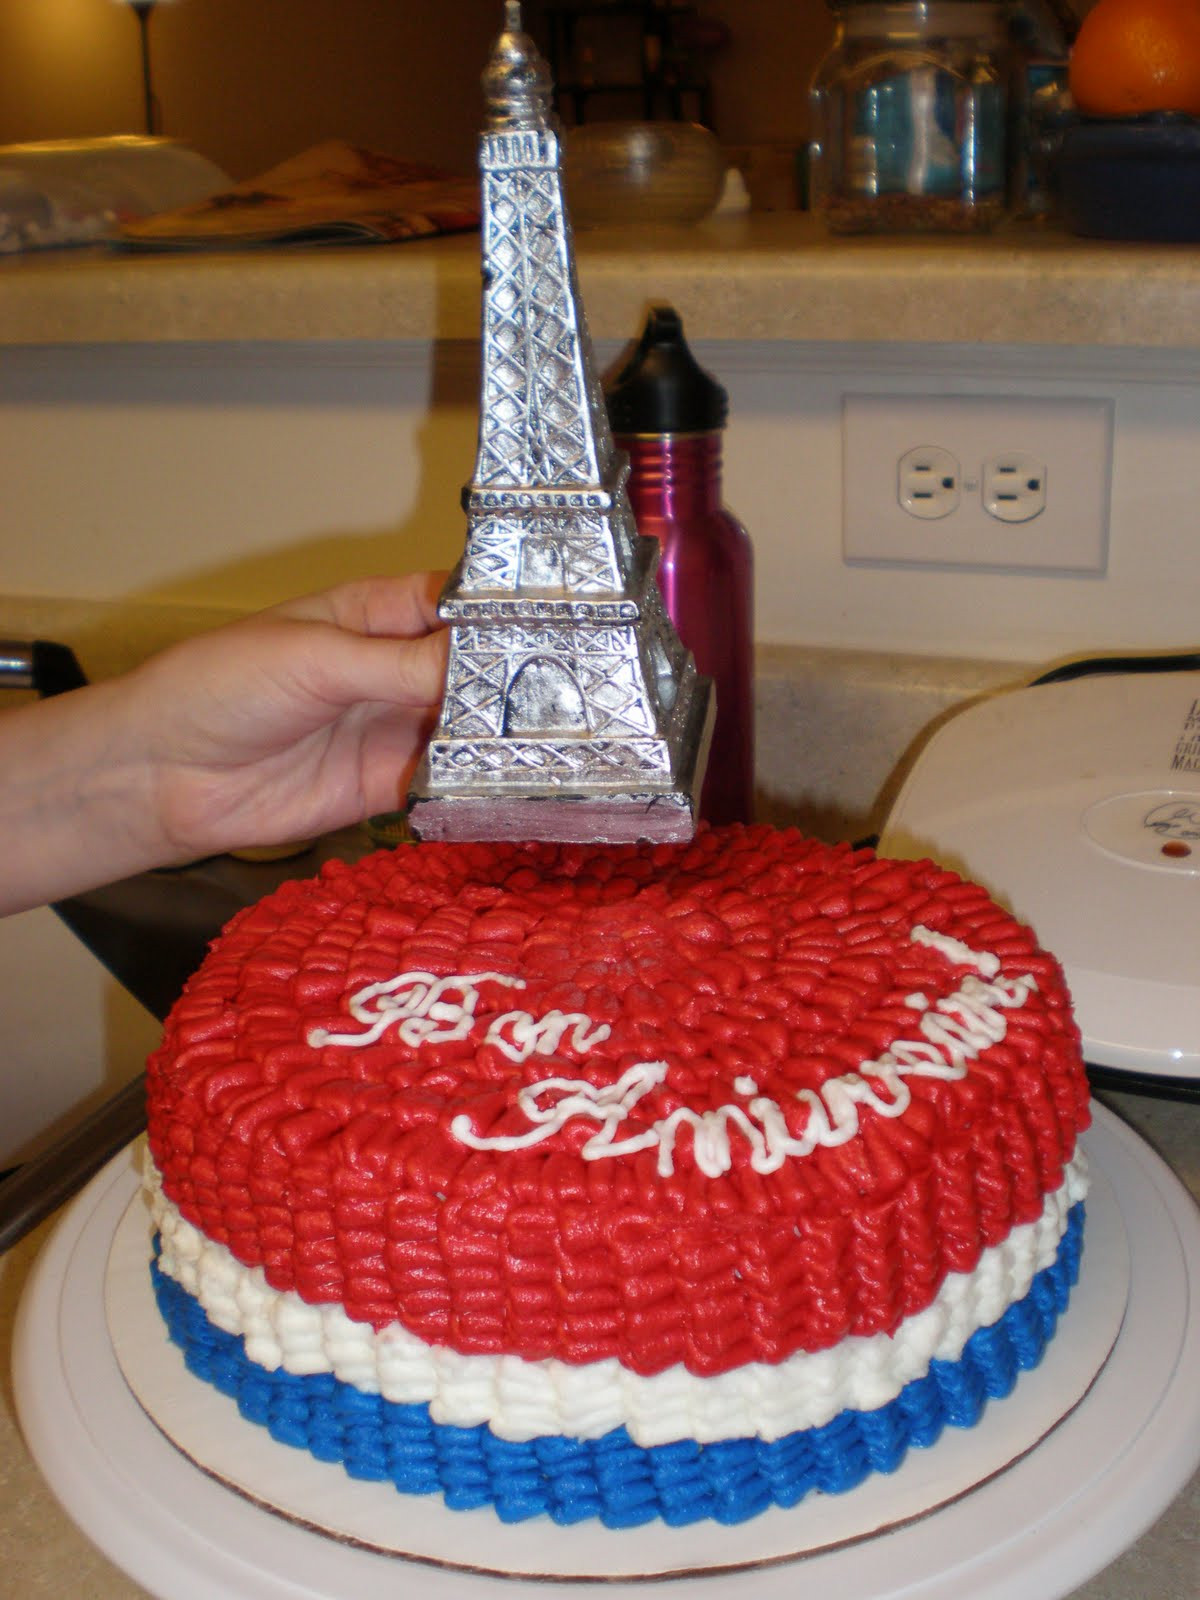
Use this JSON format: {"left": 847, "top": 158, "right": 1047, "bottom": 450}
{"left": 843, "top": 394, "right": 1112, "bottom": 574}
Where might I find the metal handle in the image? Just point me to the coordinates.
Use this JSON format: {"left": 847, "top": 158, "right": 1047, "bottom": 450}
{"left": 0, "top": 641, "right": 35, "bottom": 689}
{"left": 0, "top": 640, "right": 87, "bottom": 696}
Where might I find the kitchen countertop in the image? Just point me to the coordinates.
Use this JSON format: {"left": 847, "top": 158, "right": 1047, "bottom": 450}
{"left": 2, "top": 214, "right": 1200, "bottom": 350}
{"left": 2, "top": 1086, "right": 1197, "bottom": 1600}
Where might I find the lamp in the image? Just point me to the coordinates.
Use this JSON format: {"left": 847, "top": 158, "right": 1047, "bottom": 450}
{"left": 116, "top": 0, "right": 175, "bottom": 136}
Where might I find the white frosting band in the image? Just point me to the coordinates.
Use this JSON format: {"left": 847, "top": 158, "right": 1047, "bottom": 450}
{"left": 145, "top": 1150, "right": 1087, "bottom": 1449}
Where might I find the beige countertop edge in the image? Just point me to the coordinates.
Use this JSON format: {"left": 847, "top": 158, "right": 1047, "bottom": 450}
{"left": 1, "top": 215, "right": 1199, "bottom": 348}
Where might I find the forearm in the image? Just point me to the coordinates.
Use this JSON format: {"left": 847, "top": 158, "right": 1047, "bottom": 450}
{"left": 0, "top": 576, "right": 447, "bottom": 917}
{"left": 0, "top": 679, "right": 167, "bottom": 916}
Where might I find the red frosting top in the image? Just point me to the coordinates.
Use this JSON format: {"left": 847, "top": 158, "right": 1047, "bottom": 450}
{"left": 146, "top": 826, "right": 1089, "bottom": 1377}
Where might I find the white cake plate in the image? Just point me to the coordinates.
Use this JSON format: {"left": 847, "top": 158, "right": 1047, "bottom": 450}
{"left": 13, "top": 1104, "right": 1200, "bottom": 1600}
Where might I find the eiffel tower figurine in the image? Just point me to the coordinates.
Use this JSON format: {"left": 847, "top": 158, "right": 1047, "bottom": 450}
{"left": 407, "top": 1, "right": 714, "bottom": 846}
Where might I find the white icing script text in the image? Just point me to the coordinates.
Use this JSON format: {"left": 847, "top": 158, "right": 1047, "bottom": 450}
{"left": 310, "top": 928, "right": 1035, "bottom": 1177}
{"left": 307, "top": 970, "right": 611, "bottom": 1060}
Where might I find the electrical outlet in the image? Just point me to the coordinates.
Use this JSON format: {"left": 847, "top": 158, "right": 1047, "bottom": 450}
{"left": 982, "top": 453, "right": 1046, "bottom": 523}
{"left": 898, "top": 446, "right": 960, "bottom": 519}
{"left": 843, "top": 394, "right": 1113, "bottom": 574}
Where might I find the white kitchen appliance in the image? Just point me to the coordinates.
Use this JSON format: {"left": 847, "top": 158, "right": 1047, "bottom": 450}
{"left": 879, "top": 668, "right": 1200, "bottom": 1090}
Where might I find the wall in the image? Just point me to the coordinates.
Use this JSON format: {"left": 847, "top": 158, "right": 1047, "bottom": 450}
{"left": 0, "top": 1, "right": 1104, "bottom": 187}
{"left": 715, "top": 341, "right": 1200, "bottom": 663}
{"left": 2, "top": 337, "right": 1198, "bottom": 668}
{"left": 703, "top": 0, "right": 830, "bottom": 147}
{"left": 0, "top": 0, "right": 502, "bottom": 180}
{"left": 0, "top": 0, "right": 831, "bottom": 182}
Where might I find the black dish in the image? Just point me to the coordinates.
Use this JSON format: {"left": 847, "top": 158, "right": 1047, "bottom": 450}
{"left": 1057, "top": 112, "right": 1200, "bottom": 241}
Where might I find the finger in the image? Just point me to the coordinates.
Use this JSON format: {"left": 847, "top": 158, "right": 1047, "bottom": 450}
{"left": 359, "top": 703, "right": 444, "bottom": 814}
{"left": 305, "top": 625, "right": 449, "bottom": 712}
{"left": 278, "top": 572, "right": 447, "bottom": 639}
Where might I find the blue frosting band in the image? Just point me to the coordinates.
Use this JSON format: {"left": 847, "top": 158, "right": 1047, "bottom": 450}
{"left": 151, "top": 1203, "right": 1084, "bottom": 1529}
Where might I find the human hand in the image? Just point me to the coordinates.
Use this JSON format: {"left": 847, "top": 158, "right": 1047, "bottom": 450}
{"left": 0, "top": 572, "right": 448, "bottom": 915}
{"left": 128, "top": 572, "right": 449, "bottom": 862}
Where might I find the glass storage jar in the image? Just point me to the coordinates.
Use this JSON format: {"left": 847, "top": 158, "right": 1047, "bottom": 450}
{"left": 809, "top": 0, "right": 1009, "bottom": 233}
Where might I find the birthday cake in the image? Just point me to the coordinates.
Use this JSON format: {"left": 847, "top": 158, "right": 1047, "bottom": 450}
{"left": 144, "top": 825, "right": 1090, "bottom": 1528}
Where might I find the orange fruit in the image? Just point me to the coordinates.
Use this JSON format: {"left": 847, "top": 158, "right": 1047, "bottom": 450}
{"left": 1069, "top": 0, "right": 1200, "bottom": 116}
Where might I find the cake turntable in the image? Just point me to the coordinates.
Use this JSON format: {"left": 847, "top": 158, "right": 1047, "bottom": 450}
{"left": 12, "top": 1103, "right": 1200, "bottom": 1599}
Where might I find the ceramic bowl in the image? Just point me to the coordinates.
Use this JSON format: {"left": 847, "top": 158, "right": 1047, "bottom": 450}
{"left": 563, "top": 121, "right": 725, "bottom": 227}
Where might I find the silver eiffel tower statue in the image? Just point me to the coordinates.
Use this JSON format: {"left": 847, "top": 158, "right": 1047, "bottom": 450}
{"left": 407, "top": 1, "right": 713, "bottom": 845}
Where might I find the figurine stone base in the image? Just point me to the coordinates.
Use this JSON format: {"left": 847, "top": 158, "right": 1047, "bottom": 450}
{"left": 409, "top": 678, "right": 713, "bottom": 846}
{"left": 408, "top": 788, "right": 702, "bottom": 845}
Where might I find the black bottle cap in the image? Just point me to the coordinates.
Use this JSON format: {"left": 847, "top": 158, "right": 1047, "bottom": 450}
{"left": 605, "top": 305, "right": 728, "bottom": 435}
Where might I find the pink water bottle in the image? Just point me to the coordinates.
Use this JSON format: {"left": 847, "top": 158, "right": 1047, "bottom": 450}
{"left": 607, "top": 306, "right": 755, "bottom": 825}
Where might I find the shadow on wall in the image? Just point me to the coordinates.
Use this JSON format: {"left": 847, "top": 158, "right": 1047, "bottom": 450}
{"left": 9, "top": 338, "right": 483, "bottom": 682}
{"left": 129, "top": 342, "right": 479, "bottom": 606}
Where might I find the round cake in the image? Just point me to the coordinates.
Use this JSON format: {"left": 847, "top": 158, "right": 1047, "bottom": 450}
{"left": 145, "top": 824, "right": 1091, "bottom": 1527}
